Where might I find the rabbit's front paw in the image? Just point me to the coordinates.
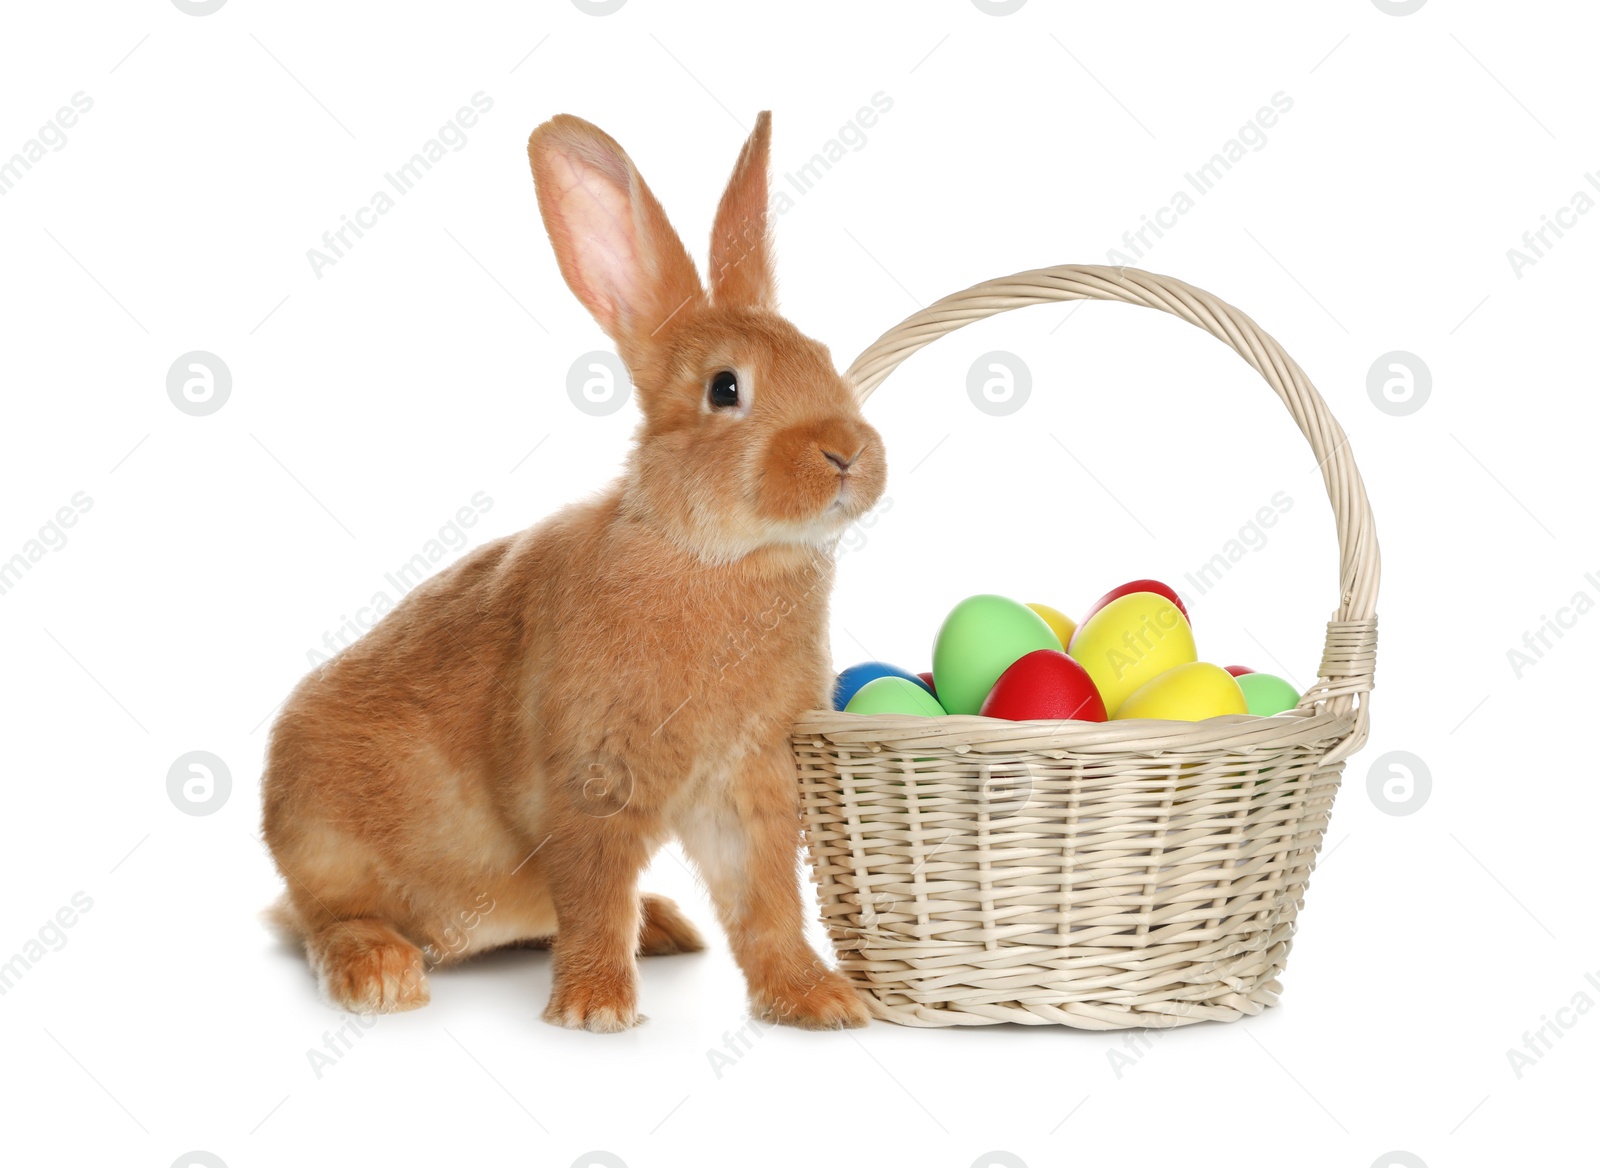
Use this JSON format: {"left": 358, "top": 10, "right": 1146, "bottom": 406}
{"left": 543, "top": 972, "right": 642, "bottom": 1033}
{"left": 753, "top": 967, "right": 870, "bottom": 1030}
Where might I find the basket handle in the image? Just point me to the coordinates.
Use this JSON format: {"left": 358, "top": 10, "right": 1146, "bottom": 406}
{"left": 845, "top": 264, "right": 1379, "bottom": 757}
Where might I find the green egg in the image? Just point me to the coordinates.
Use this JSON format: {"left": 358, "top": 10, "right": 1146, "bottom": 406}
{"left": 1235, "top": 671, "right": 1300, "bottom": 717}
{"left": 932, "top": 594, "right": 1062, "bottom": 715}
{"left": 844, "top": 675, "right": 948, "bottom": 717}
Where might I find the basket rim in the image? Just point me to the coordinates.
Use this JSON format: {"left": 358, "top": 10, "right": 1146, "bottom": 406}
{"left": 794, "top": 706, "right": 1355, "bottom": 755}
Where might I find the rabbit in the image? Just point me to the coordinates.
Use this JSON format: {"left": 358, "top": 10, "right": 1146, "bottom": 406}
{"left": 261, "top": 110, "right": 884, "bottom": 1032}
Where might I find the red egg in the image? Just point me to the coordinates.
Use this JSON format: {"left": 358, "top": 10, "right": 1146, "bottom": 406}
{"left": 979, "top": 649, "right": 1108, "bottom": 722}
{"left": 1223, "top": 665, "right": 1255, "bottom": 677}
{"left": 916, "top": 671, "right": 937, "bottom": 696}
{"left": 1079, "top": 579, "right": 1190, "bottom": 630}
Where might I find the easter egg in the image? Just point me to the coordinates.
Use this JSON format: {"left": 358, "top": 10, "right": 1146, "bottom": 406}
{"left": 833, "top": 662, "right": 935, "bottom": 710}
{"left": 1234, "top": 671, "right": 1299, "bottom": 717}
{"left": 933, "top": 595, "right": 1061, "bottom": 715}
{"left": 1115, "top": 662, "right": 1248, "bottom": 722}
{"left": 1223, "top": 665, "right": 1255, "bottom": 677}
{"left": 1026, "top": 603, "right": 1077, "bottom": 651}
{"left": 979, "top": 649, "right": 1107, "bottom": 722}
{"left": 916, "top": 671, "right": 937, "bottom": 696}
{"left": 1082, "top": 579, "right": 1190, "bottom": 626}
{"left": 1067, "top": 592, "right": 1197, "bottom": 714}
{"left": 844, "top": 675, "right": 947, "bottom": 717}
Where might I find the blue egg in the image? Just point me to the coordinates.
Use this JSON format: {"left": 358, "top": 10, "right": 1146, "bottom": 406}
{"left": 832, "top": 662, "right": 935, "bottom": 711}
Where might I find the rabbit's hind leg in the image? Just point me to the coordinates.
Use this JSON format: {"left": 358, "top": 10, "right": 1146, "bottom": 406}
{"left": 638, "top": 892, "right": 705, "bottom": 956}
{"left": 306, "top": 917, "right": 430, "bottom": 1013}
{"left": 267, "top": 821, "right": 433, "bottom": 1012}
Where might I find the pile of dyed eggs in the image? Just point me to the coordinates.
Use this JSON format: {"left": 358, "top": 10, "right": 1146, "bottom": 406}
{"left": 834, "top": 579, "right": 1300, "bottom": 723}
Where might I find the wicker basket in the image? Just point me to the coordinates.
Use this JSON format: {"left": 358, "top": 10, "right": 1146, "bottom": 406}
{"left": 794, "top": 264, "right": 1379, "bottom": 1028}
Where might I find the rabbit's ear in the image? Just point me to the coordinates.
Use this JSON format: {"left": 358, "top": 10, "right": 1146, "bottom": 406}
{"left": 708, "top": 111, "right": 775, "bottom": 311}
{"left": 528, "top": 116, "right": 704, "bottom": 355}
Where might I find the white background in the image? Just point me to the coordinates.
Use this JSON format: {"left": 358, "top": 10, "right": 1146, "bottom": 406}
{"left": 1, "top": 1, "right": 1594, "bottom": 1166}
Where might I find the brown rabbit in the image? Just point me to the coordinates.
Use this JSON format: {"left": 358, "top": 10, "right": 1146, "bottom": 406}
{"left": 261, "top": 111, "right": 884, "bottom": 1032}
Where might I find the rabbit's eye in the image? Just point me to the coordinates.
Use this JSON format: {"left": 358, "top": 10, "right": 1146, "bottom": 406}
{"left": 708, "top": 369, "right": 740, "bottom": 409}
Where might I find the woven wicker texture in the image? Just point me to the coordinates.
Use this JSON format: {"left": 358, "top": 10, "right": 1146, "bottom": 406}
{"left": 794, "top": 265, "right": 1380, "bottom": 1027}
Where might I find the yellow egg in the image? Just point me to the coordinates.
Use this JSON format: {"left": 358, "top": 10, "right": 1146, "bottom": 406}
{"left": 1067, "top": 592, "right": 1197, "bottom": 714}
{"left": 1115, "top": 662, "right": 1248, "bottom": 722}
{"left": 1026, "top": 603, "right": 1077, "bottom": 651}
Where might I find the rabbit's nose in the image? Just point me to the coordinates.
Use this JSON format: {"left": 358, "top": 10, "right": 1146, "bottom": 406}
{"left": 821, "top": 448, "right": 856, "bottom": 474}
